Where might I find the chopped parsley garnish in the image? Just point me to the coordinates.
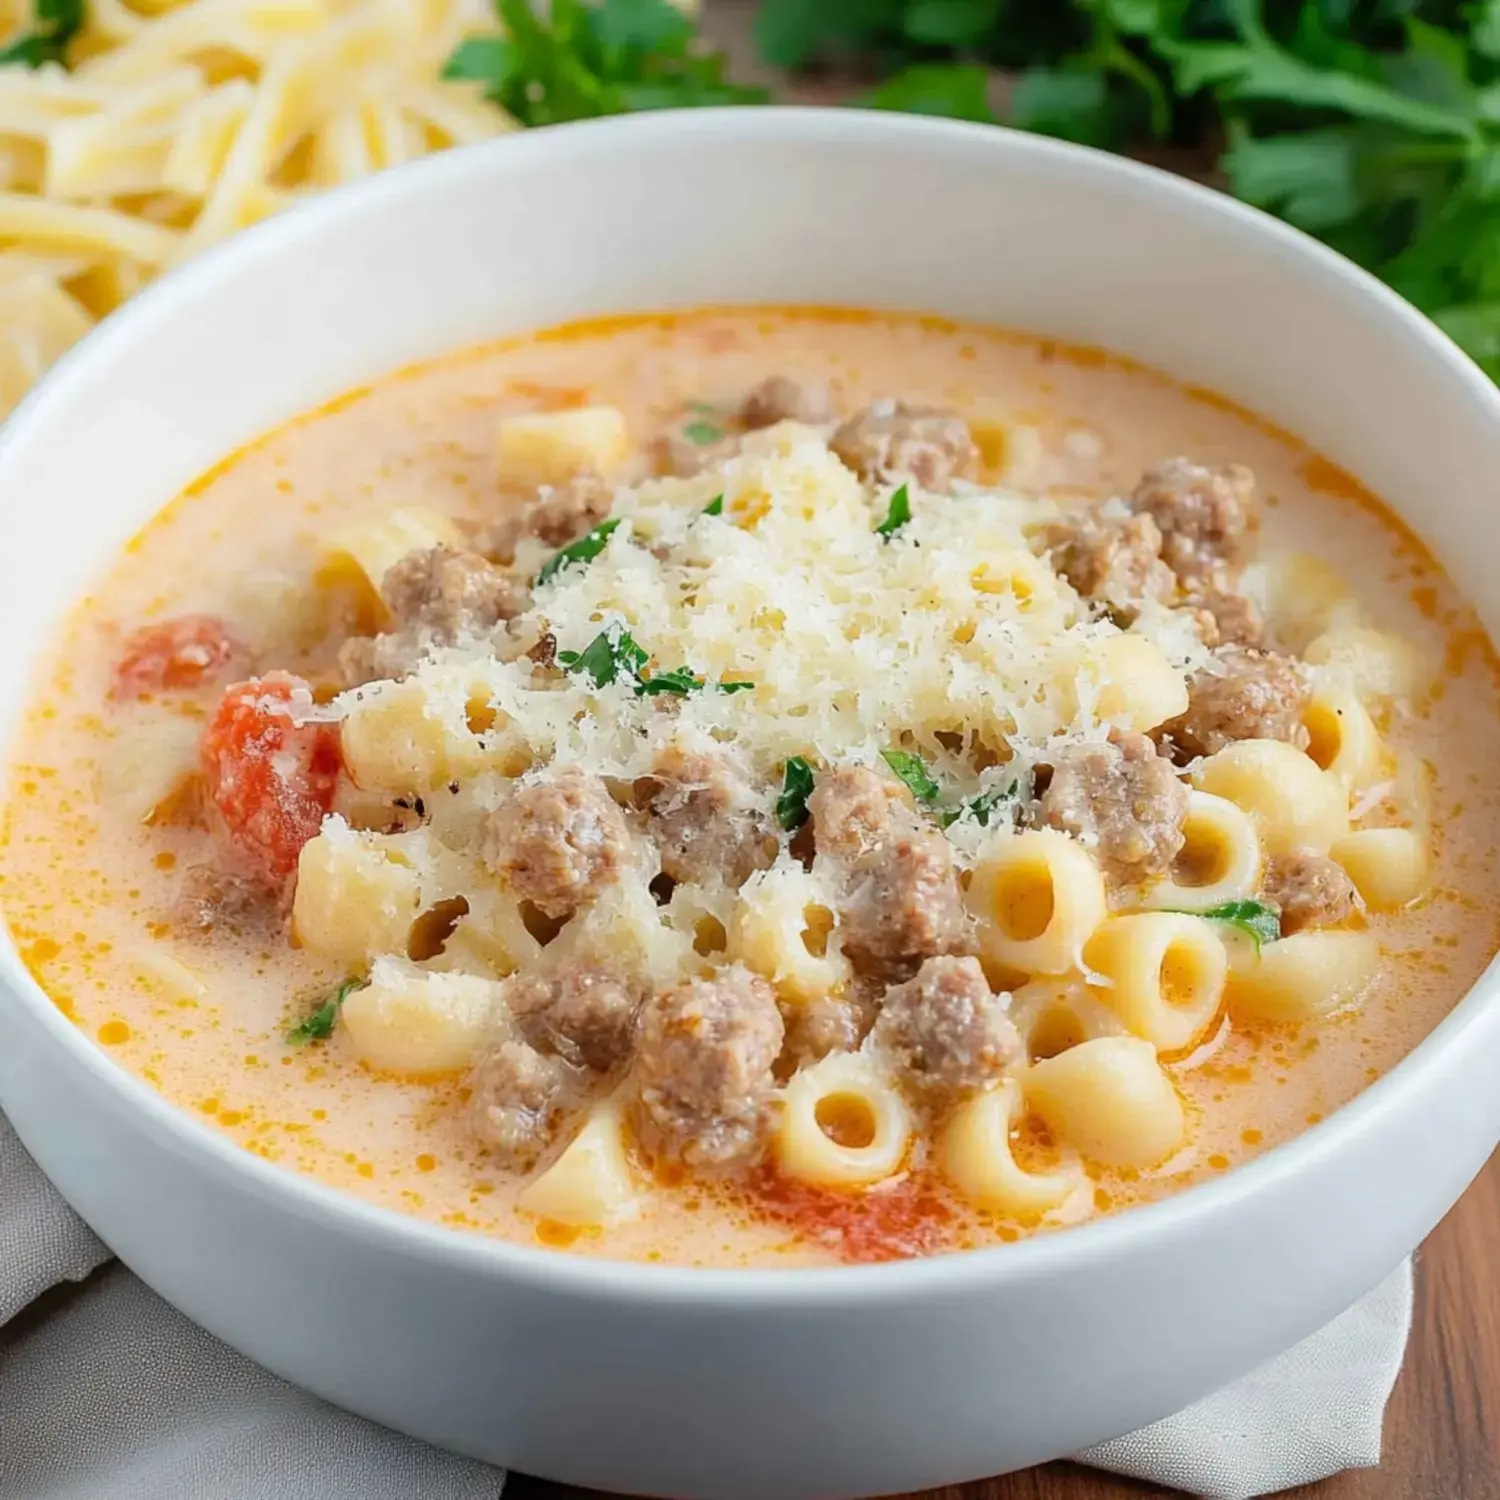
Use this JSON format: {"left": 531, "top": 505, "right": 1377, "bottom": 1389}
{"left": 0, "top": 0, "right": 84, "bottom": 67}
{"left": 558, "top": 624, "right": 648, "bottom": 687}
{"left": 682, "top": 418, "right": 724, "bottom": 446}
{"left": 636, "top": 665, "right": 703, "bottom": 696}
{"left": 287, "top": 977, "right": 367, "bottom": 1045}
{"left": 536, "top": 517, "right": 621, "bottom": 587}
{"left": 777, "top": 756, "right": 815, "bottom": 831}
{"left": 874, "top": 483, "right": 912, "bottom": 538}
{"left": 702, "top": 494, "right": 725, "bottom": 517}
{"left": 1176, "top": 899, "right": 1282, "bottom": 951}
{"left": 881, "top": 748, "right": 942, "bottom": 803}
{"left": 560, "top": 626, "right": 754, "bottom": 697}
{"left": 941, "top": 778, "right": 1026, "bottom": 830}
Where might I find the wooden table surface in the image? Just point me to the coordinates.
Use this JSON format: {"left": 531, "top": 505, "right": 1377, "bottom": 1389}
{"left": 508, "top": 1151, "right": 1499, "bottom": 1500}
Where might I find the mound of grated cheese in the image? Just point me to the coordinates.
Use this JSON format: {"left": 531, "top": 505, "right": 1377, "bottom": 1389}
{"left": 335, "top": 422, "right": 1214, "bottom": 856}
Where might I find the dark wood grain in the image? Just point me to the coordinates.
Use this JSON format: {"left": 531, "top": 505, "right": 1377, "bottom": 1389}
{"left": 505, "top": 1152, "right": 1500, "bottom": 1500}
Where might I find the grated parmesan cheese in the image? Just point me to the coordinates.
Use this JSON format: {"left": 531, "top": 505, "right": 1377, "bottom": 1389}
{"left": 331, "top": 423, "right": 1216, "bottom": 858}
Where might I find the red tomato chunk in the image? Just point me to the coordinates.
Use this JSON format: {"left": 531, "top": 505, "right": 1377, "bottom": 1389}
{"left": 112, "top": 614, "right": 242, "bottom": 697}
{"left": 200, "top": 673, "right": 341, "bottom": 884}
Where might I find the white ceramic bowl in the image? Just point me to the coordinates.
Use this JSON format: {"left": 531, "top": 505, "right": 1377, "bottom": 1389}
{"left": 1, "top": 109, "right": 1497, "bottom": 1500}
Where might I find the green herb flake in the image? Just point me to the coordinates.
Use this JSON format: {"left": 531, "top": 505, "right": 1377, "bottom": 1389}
{"left": 941, "top": 779, "right": 1023, "bottom": 830}
{"left": 777, "top": 756, "right": 815, "bottom": 831}
{"left": 558, "top": 624, "right": 648, "bottom": 688}
{"left": 874, "top": 483, "right": 912, "bottom": 538}
{"left": 635, "top": 665, "right": 703, "bottom": 697}
{"left": 716, "top": 679, "right": 756, "bottom": 694}
{"left": 881, "top": 748, "right": 943, "bottom": 804}
{"left": 287, "top": 977, "right": 367, "bottom": 1045}
{"left": 536, "top": 517, "right": 621, "bottom": 587}
{"left": 682, "top": 418, "right": 724, "bottom": 446}
{"left": 0, "top": 0, "right": 84, "bottom": 68}
{"left": 702, "top": 494, "right": 725, "bottom": 517}
{"left": 1175, "top": 899, "right": 1282, "bottom": 951}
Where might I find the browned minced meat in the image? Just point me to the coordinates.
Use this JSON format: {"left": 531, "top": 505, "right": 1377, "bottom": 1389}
{"left": 1038, "top": 731, "right": 1189, "bottom": 886}
{"left": 809, "top": 764, "right": 967, "bottom": 980}
{"left": 1129, "top": 458, "right": 1256, "bottom": 591}
{"left": 780, "top": 990, "right": 876, "bottom": 1069}
{"left": 870, "top": 956, "right": 1020, "bottom": 1106}
{"left": 634, "top": 965, "right": 784, "bottom": 1170}
{"left": 1189, "top": 587, "right": 1266, "bottom": 650}
{"left": 505, "top": 963, "right": 642, "bottom": 1073}
{"left": 830, "top": 401, "right": 977, "bottom": 491}
{"left": 383, "top": 544, "right": 523, "bottom": 637}
{"left": 808, "top": 763, "right": 904, "bottom": 862}
{"left": 738, "top": 375, "right": 830, "bottom": 430}
{"left": 340, "top": 545, "right": 524, "bottom": 686}
{"left": 486, "top": 769, "right": 633, "bottom": 919}
{"left": 470, "top": 1032, "right": 590, "bottom": 1170}
{"left": 1048, "top": 509, "right": 1174, "bottom": 614}
{"left": 639, "top": 745, "right": 776, "bottom": 889}
{"left": 171, "top": 864, "right": 268, "bottom": 936}
{"left": 1262, "top": 852, "right": 1357, "bottom": 935}
{"left": 1157, "top": 647, "right": 1310, "bottom": 763}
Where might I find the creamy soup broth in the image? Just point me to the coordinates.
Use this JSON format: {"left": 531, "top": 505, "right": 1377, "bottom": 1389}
{"left": 5, "top": 308, "right": 1498, "bottom": 1267}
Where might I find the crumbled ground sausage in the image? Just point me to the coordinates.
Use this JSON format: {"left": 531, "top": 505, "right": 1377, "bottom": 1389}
{"left": 738, "top": 375, "right": 830, "bottom": 429}
{"left": 808, "top": 764, "right": 904, "bottom": 862}
{"left": 870, "top": 956, "right": 1020, "bottom": 1106}
{"left": 1049, "top": 509, "right": 1175, "bottom": 614}
{"left": 171, "top": 864, "right": 268, "bottom": 935}
{"left": 830, "top": 401, "right": 977, "bottom": 490}
{"left": 526, "top": 474, "right": 613, "bottom": 548}
{"left": 341, "top": 545, "right": 524, "bottom": 686}
{"left": 486, "top": 768, "right": 633, "bottom": 918}
{"left": 635, "top": 965, "right": 784, "bottom": 1170}
{"left": 1038, "top": 730, "right": 1189, "bottom": 885}
{"left": 470, "top": 1033, "right": 590, "bottom": 1169}
{"left": 810, "top": 764, "right": 966, "bottom": 981}
{"left": 780, "top": 990, "right": 876, "bottom": 1069}
{"left": 640, "top": 745, "right": 776, "bottom": 889}
{"left": 1157, "top": 647, "right": 1310, "bottom": 763}
{"left": 1189, "top": 587, "right": 1266, "bottom": 650}
{"left": 1262, "top": 852, "right": 1357, "bottom": 935}
{"left": 1130, "top": 458, "right": 1256, "bottom": 591}
{"left": 505, "top": 964, "right": 642, "bottom": 1073}
{"left": 383, "top": 545, "right": 523, "bottom": 638}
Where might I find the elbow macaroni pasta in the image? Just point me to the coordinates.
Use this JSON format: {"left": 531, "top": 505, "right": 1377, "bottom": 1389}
{"left": 940, "top": 1078, "right": 1086, "bottom": 1217}
{"left": 1191, "top": 739, "right": 1349, "bottom": 857}
{"left": 518, "top": 1097, "right": 641, "bottom": 1229}
{"left": 1142, "top": 790, "right": 1260, "bottom": 913}
{"left": 776, "top": 1053, "right": 912, "bottom": 1190}
{"left": 966, "top": 828, "right": 1107, "bottom": 976}
{"left": 1227, "top": 929, "right": 1380, "bottom": 1024}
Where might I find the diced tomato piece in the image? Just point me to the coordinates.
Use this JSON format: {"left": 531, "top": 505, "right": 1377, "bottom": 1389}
{"left": 113, "top": 614, "right": 242, "bottom": 698}
{"left": 200, "top": 673, "right": 341, "bottom": 883}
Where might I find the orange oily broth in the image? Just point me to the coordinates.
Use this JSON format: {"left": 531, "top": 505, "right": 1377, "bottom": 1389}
{"left": 4, "top": 307, "right": 1500, "bottom": 1268}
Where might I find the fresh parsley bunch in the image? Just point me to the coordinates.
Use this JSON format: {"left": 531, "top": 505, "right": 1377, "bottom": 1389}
{"left": 443, "top": 0, "right": 767, "bottom": 123}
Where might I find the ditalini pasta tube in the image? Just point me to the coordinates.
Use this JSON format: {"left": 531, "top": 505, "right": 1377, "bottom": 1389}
{"left": 941, "top": 1078, "right": 1086, "bottom": 1216}
{"left": 776, "top": 1053, "right": 912, "bottom": 1190}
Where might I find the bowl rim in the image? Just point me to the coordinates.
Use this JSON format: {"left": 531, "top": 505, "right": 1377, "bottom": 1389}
{"left": 2, "top": 104, "right": 1497, "bottom": 1304}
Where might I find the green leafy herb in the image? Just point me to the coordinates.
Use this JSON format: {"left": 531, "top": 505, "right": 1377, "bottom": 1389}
{"left": 682, "top": 418, "right": 724, "bottom": 446}
{"left": 442, "top": 0, "right": 767, "bottom": 126}
{"left": 881, "top": 748, "right": 943, "bottom": 803}
{"left": 1175, "top": 899, "right": 1282, "bottom": 951}
{"left": 635, "top": 665, "right": 703, "bottom": 696}
{"left": 536, "top": 517, "right": 621, "bottom": 587}
{"left": 777, "top": 756, "right": 816, "bottom": 831}
{"left": 558, "top": 623, "right": 648, "bottom": 687}
{"left": 287, "top": 978, "right": 367, "bottom": 1045}
{"left": 874, "top": 483, "right": 912, "bottom": 538}
{"left": 940, "top": 778, "right": 1024, "bottom": 829}
{"left": 702, "top": 493, "right": 725, "bottom": 516}
{"left": 0, "top": 0, "right": 84, "bottom": 67}
{"left": 716, "top": 679, "right": 756, "bottom": 694}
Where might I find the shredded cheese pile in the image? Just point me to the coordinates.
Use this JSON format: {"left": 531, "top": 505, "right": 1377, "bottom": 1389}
{"left": 349, "top": 421, "right": 1217, "bottom": 856}
{"left": 0, "top": 0, "right": 513, "bottom": 416}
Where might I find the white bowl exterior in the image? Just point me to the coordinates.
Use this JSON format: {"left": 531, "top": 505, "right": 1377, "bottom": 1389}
{"left": 0, "top": 110, "right": 1497, "bottom": 1498}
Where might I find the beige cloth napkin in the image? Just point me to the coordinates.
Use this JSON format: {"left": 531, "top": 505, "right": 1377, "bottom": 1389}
{"left": 1, "top": 1113, "right": 1411, "bottom": 1500}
